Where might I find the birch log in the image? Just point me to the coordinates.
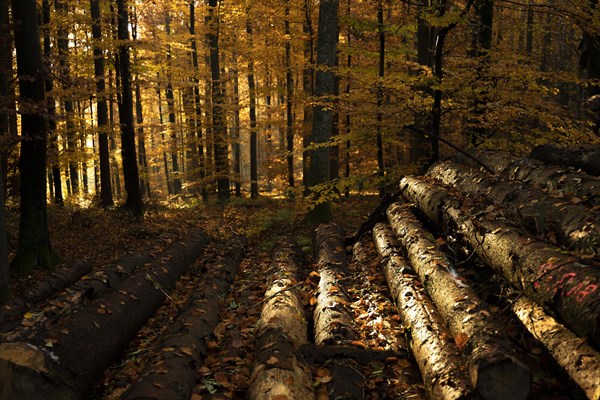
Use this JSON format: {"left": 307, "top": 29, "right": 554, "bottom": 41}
{"left": 386, "top": 203, "right": 530, "bottom": 400}
{"left": 373, "top": 223, "right": 472, "bottom": 400}
{"left": 400, "top": 176, "right": 600, "bottom": 350}
{"left": 248, "top": 238, "right": 315, "bottom": 400}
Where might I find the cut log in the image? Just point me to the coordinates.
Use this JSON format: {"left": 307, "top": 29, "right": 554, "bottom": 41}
{"left": 122, "top": 235, "right": 246, "bottom": 400}
{"left": 531, "top": 144, "right": 600, "bottom": 177}
{"left": 386, "top": 203, "right": 531, "bottom": 400}
{"left": 512, "top": 296, "right": 600, "bottom": 400}
{"left": 427, "top": 160, "right": 600, "bottom": 252}
{"left": 313, "top": 223, "right": 357, "bottom": 345}
{"left": 400, "top": 176, "right": 600, "bottom": 350}
{"left": 0, "top": 259, "right": 92, "bottom": 328}
{"left": 455, "top": 149, "right": 600, "bottom": 207}
{"left": 373, "top": 223, "right": 472, "bottom": 400}
{"left": 248, "top": 238, "right": 315, "bottom": 400}
{"left": 0, "top": 230, "right": 210, "bottom": 399}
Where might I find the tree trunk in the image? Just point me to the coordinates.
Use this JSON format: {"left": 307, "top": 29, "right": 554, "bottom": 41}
{"left": 302, "top": 0, "right": 315, "bottom": 190}
{"left": 376, "top": 0, "right": 385, "bottom": 196}
{"left": 56, "top": 0, "right": 79, "bottom": 197}
{"left": 116, "top": 0, "right": 143, "bottom": 215}
{"left": 285, "top": 0, "right": 295, "bottom": 189}
{"left": 0, "top": 231, "right": 210, "bottom": 399}
{"left": 135, "top": 84, "right": 151, "bottom": 198}
{"left": 123, "top": 236, "right": 245, "bottom": 400}
{"left": 428, "top": 160, "right": 600, "bottom": 252}
{"left": 400, "top": 176, "right": 600, "bottom": 350}
{"left": 530, "top": 144, "right": 600, "bottom": 177}
{"left": 456, "top": 149, "right": 600, "bottom": 207}
{"left": 305, "top": 0, "right": 338, "bottom": 223}
{"left": 512, "top": 296, "right": 600, "bottom": 399}
{"left": 373, "top": 223, "right": 472, "bottom": 400}
{"left": 313, "top": 223, "right": 357, "bottom": 345}
{"left": 247, "top": 6, "right": 258, "bottom": 199}
{"left": 0, "top": 0, "right": 10, "bottom": 302}
{"left": 165, "top": 13, "right": 182, "bottom": 195}
{"left": 42, "top": 0, "right": 64, "bottom": 207}
{"left": 90, "top": 0, "right": 113, "bottom": 207}
{"left": 248, "top": 238, "right": 315, "bottom": 400}
{"left": 189, "top": 0, "right": 208, "bottom": 201}
{"left": 230, "top": 49, "right": 242, "bottom": 197}
{"left": 386, "top": 203, "right": 531, "bottom": 400}
{"left": 10, "top": 0, "right": 55, "bottom": 275}
{"left": 207, "top": 0, "right": 230, "bottom": 201}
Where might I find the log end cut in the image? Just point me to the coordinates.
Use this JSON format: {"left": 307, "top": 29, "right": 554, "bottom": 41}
{"left": 471, "top": 357, "right": 531, "bottom": 400}
{"left": 0, "top": 342, "right": 76, "bottom": 400}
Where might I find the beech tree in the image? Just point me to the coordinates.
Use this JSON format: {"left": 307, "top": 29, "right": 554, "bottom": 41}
{"left": 11, "top": 0, "right": 55, "bottom": 273}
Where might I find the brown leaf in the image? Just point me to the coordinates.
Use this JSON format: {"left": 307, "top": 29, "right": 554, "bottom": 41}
{"left": 180, "top": 347, "right": 194, "bottom": 356}
{"left": 455, "top": 332, "right": 470, "bottom": 350}
{"left": 266, "top": 356, "right": 279, "bottom": 365}
{"left": 97, "top": 307, "right": 107, "bottom": 314}
{"left": 272, "top": 395, "right": 290, "bottom": 400}
{"left": 231, "top": 339, "right": 244, "bottom": 349}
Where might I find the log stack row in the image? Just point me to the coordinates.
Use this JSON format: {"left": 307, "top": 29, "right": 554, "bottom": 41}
{"left": 384, "top": 150, "right": 600, "bottom": 399}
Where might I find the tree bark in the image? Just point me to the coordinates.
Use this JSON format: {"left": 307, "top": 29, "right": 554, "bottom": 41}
{"left": 90, "top": 0, "right": 113, "bottom": 207}
{"left": 455, "top": 149, "right": 600, "bottom": 207}
{"left": 400, "top": 176, "right": 600, "bottom": 350}
{"left": 512, "top": 296, "right": 600, "bottom": 400}
{"left": 207, "top": 0, "right": 230, "bottom": 201}
{"left": 373, "top": 223, "right": 472, "bottom": 400}
{"left": 313, "top": 223, "right": 357, "bottom": 345}
{"left": 0, "top": 0, "right": 10, "bottom": 302}
{"left": 0, "top": 230, "right": 210, "bottom": 399}
{"left": 123, "top": 236, "right": 245, "bottom": 400}
{"left": 531, "top": 144, "right": 600, "bottom": 177}
{"left": 386, "top": 202, "right": 531, "bottom": 400}
{"left": 248, "top": 238, "right": 315, "bottom": 400}
{"left": 246, "top": 6, "right": 258, "bottom": 199}
{"left": 116, "top": 0, "right": 143, "bottom": 215}
{"left": 10, "top": 0, "right": 55, "bottom": 274}
{"left": 305, "top": 0, "right": 338, "bottom": 223}
{"left": 165, "top": 13, "right": 182, "bottom": 195}
{"left": 428, "top": 160, "right": 600, "bottom": 252}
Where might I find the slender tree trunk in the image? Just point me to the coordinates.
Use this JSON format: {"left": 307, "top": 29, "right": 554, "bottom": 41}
{"left": 165, "top": 13, "right": 182, "bottom": 195}
{"left": 247, "top": 6, "right": 259, "bottom": 199}
{"left": 285, "top": 0, "right": 295, "bottom": 188}
{"left": 302, "top": 0, "right": 315, "bottom": 190}
{"left": 344, "top": 0, "right": 351, "bottom": 197}
{"left": 305, "top": 0, "right": 338, "bottom": 223}
{"left": 56, "top": 0, "right": 79, "bottom": 197}
{"left": 207, "top": 0, "right": 230, "bottom": 201}
{"left": 189, "top": 0, "right": 208, "bottom": 201}
{"left": 116, "top": 0, "right": 143, "bottom": 216}
{"left": 135, "top": 84, "right": 150, "bottom": 198}
{"left": 0, "top": 0, "right": 10, "bottom": 301}
{"left": 156, "top": 83, "right": 173, "bottom": 195}
{"left": 11, "top": 0, "right": 55, "bottom": 274}
{"left": 376, "top": 0, "right": 385, "bottom": 196}
{"left": 231, "top": 49, "right": 242, "bottom": 197}
{"left": 108, "top": 70, "right": 122, "bottom": 200}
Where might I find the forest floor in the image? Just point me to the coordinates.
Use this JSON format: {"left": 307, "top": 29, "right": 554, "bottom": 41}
{"left": 1, "top": 194, "right": 584, "bottom": 399}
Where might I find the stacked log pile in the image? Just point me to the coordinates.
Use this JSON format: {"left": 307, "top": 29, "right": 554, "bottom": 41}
{"left": 390, "top": 151, "right": 600, "bottom": 399}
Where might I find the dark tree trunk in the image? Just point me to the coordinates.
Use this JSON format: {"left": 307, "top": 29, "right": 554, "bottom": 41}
{"left": 305, "top": 0, "right": 338, "bottom": 223}
{"left": 42, "top": 0, "right": 64, "bottom": 207}
{"left": 116, "top": 0, "right": 143, "bottom": 216}
{"left": 165, "top": 13, "right": 182, "bottom": 195}
{"left": 285, "top": 0, "right": 295, "bottom": 188}
{"left": 135, "top": 84, "right": 151, "bottom": 198}
{"left": 207, "top": 0, "right": 230, "bottom": 201}
{"left": 55, "top": 0, "right": 79, "bottom": 197}
{"left": 302, "top": 0, "right": 315, "bottom": 190}
{"left": 247, "top": 6, "right": 259, "bottom": 199}
{"left": 10, "top": 0, "right": 55, "bottom": 274}
{"left": 231, "top": 49, "right": 242, "bottom": 197}
{"left": 344, "top": 0, "right": 351, "bottom": 197}
{"left": 90, "top": 0, "right": 113, "bottom": 207}
{"left": 0, "top": 0, "right": 8, "bottom": 302}
{"left": 376, "top": 1, "right": 385, "bottom": 196}
{"left": 156, "top": 83, "right": 173, "bottom": 195}
{"left": 189, "top": 1, "right": 208, "bottom": 201}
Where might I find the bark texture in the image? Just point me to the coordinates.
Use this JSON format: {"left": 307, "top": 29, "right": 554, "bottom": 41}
{"left": 387, "top": 203, "right": 530, "bottom": 400}
{"left": 0, "top": 230, "right": 210, "bottom": 399}
{"left": 248, "top": 238, "right": 314, "bottom": 400}
{"left": 313, "top": 224, "right": 357, "bottom": 345}
{"left": 512, "top": 296, "right": 600, "bottom": 400}
{"left": 455, "top": 149, "right": 600, "bottom": 207}
{"left": 531, "top": 144, "right": 600, "bottom": 177}
{"left": 428, "top": 160, "right": 600, "bottom": 252}
{"left": 400, "top": 176, "right": 600, "bottom": 350}
{"left": 123, "top": 235, "right": 246, "bottom": 400}
{"left": 373, "top": 223, "right": 472, "bottom": 400}
{"left": 0, "top": 260, "right": 92, "bottom": 328}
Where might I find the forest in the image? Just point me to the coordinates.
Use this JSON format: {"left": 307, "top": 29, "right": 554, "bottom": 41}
{"left": 0, "top": 0, "right": 600, "bottom": 399}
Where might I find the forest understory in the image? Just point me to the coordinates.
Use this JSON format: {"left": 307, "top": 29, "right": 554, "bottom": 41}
{"left": 2, "top": 151, "right": 599, "bottom": 400}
